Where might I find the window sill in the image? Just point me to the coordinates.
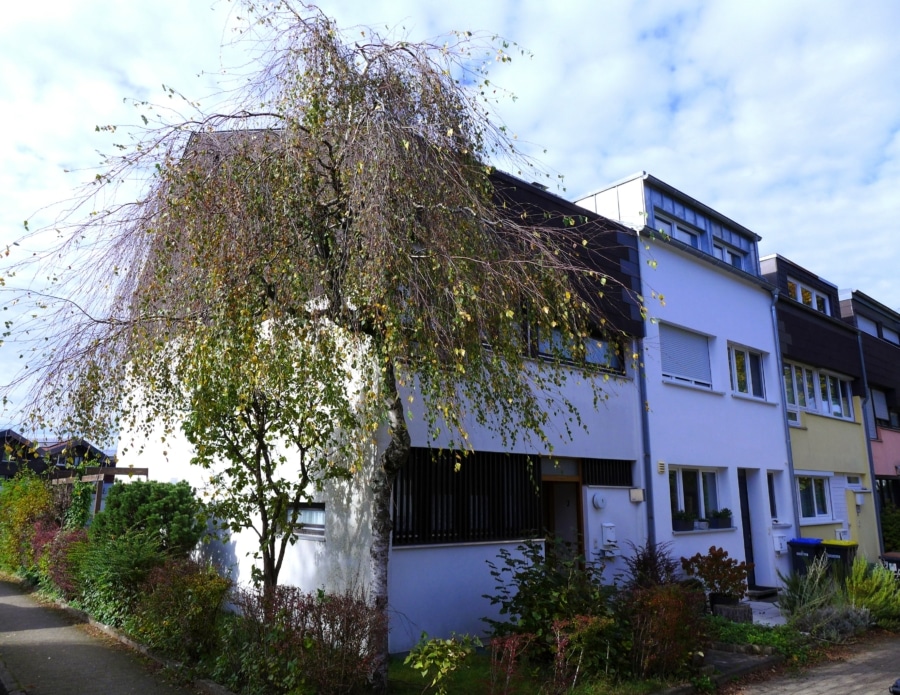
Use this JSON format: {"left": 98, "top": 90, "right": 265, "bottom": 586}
{"left": 730, "top": 393, "right": 778, "bottom": 406}
{"left": 798, "top": 518, "right": 836, "bottom": 526}
{"left": 671, "top": 527, "right": 734, "bottom": 536}
{"left": 662, "top": 379, "right": 725, "bottom": 396}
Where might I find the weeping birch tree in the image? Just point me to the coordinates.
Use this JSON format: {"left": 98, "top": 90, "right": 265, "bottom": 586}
{"left": 2, "top": 2, "right": 637, "bottom": 688}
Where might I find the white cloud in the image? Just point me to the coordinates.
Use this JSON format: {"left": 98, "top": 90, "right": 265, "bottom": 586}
{"left": 2, "top": 0, "right": 900, "bottom": 418}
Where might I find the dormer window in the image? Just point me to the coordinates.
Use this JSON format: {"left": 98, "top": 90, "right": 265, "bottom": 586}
{"left": 655, "top": 214, "right": 700, "bottom": 249}
{"left": 713, "top": 243, "right": 745, "bottom": 270}
{"left": 786, "top": 277, "right": 830, "bottom": 314}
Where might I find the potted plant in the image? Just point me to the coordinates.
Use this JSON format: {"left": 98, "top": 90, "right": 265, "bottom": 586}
{"left": 694, "top": 518, "right": 709, "bottom": 530}
{"left": 708, "top": 507, "right": 733, "bottom": 529}
{"left": 680, "top": 545, "right": 752, "bottom": 609}
{"left": 672, "top": 509, "right": 697, "bottom": 532}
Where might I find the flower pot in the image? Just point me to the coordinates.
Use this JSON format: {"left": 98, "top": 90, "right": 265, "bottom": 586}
{"left": 708, "top": 592, "right": 739, "bottom": 611}
{"left": 708, "top": 516, "right": 732, "bottom": 529}
{"left": 672, "top": 519, "right": 694, "bottom": 532}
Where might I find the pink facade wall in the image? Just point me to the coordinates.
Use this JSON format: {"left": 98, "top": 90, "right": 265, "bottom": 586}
{"left": 871, "top": 427, "right": 900, "bottom": 477}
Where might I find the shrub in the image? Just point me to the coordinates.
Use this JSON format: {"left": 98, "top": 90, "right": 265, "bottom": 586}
{"left": 846, "top": 556, "right": 900, "bottom": 630}
{"left": 405, "top": 632, "right": 481, "bottom": 695}
{"left": 127, "top": 558, "right": 231, "bottom": 661}
{"left": 484, "top": 539, "right": 612, "bottom": 643}
{"left": 214, "top": 586, "right": 383, "bottom": 695}
{"left": 44, "top": 528, "right": 89, "bottom": 600}
{"left": 76, "top": 530, "right": 165, "bottom": 626}
{"left": 790, "top": 604, "right": 871, "bottom": 643}
{"left": 620, "top": 540, "right": 679, "bottom": 590}
{"left": 778, "top": 553, "right": 838, "bottom": 618}
{"left": 619, "top": 582, "right": 707, "bottom": 679}
{"left": 89, "top": 480, "right": 204, "bottom": 555}
{"left": 681, "top": 546, "right": 752, "bottom": 600}
{"left": 882, "top": 505, "right": 900, "bottom": 553}
{"left": 706, "top": 616, "right": 812, "bottom": 663}
{"left": 0, "top": 472, "right": 54, "bottom": 571}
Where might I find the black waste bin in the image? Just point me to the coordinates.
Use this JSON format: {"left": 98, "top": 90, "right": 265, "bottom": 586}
{"left": 787, "top": 537, "right": 823, "bottom": 576}
{"left": 821, "top": 540, "right": 857, "bottom": 583}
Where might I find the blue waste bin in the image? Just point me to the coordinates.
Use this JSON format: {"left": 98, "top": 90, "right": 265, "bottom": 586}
{"left": 787, "top": 538, "right": 823, "bottom": 576}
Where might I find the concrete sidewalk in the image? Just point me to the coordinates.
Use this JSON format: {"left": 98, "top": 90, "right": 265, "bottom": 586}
{"left": 0, "top": 579, "right": 202, "bottom": 695}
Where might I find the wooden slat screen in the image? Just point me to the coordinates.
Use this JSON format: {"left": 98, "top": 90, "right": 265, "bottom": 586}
{"left": 393, "top": 448, "right": 541, "bottom": 546}
{"left": 582, "top": 459, "right": 634, "bottom": 487}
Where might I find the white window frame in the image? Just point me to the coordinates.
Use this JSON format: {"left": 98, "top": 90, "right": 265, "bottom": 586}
{"left": 796, "top": 474, "right": 832, "bottom": 522}
{"left": 783, "top": 360, "right": 853, "bottom": 423}
{"left": 729, "top": 344, "right": 765, "bottom": 399}
{"left": 669, "top": 467, "right": 721, "bottom": 520}
{"left": 659, "top": 324, "right": 712, "bottom": 389}
{"left": 786, "top": 277, "right": 831, "bottom": 315}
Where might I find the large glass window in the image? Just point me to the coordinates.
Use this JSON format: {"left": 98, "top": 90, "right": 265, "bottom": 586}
{"left": 669, "top": 467, "right": 721, "bottom": 520}
{"left": 797, "top": 476, "right": 831, "bottom": 520}
{"left": 783, "top": 361, "right": 853, "bottom": 423}
{"left": 656, "top": 215, "right": 700, "bottom": 249}
{"left": 729, "top": 345, "right": 764, "bottom": 398}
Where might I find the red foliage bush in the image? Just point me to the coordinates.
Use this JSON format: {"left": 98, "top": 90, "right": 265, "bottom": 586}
{"left": 45, "top": 528, "right": 88, "bottom": 600}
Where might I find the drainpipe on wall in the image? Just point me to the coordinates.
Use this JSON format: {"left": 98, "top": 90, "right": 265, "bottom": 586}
{"left": 637, "top": 336, "right": 656, "bottom": 548}
{"left": 857, "top": 331, "right": 885, "bottom": 556}
{"left": 770, "top": 289, "right": 801, "bottom": 538}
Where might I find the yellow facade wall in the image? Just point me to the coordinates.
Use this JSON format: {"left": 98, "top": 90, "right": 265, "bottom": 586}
{"left": 789, "top": 398, "right": 880, "bottom": 560}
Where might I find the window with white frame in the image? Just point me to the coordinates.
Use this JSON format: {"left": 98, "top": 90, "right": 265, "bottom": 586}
{"left": 537, "top": 329, "right": 624, "bottom": 372}
{"left": 659, "top": 324, "right": 712, "bottom": 388}
{"left": 655, "top": 214, "right": 700, "bottom": 249}
{"left": 713, "top": 242, "right": 745, "bottom": 270}
{"left": 796, "top": 475, "right": 831, "bottom": 521}
{"left": 669, "top": 467, "right": 720, "bottom": 521}
{"left": 786, "top": 277, "right": 830, "bottom": 315}
{"left": 729, "top": 345, "right": 765, "bottom": 398}
{"left": 286, "top": 502, "right": 325, "bottom": 538}
{"left": 782, "top": 361, "right": 853, "bottom": 422}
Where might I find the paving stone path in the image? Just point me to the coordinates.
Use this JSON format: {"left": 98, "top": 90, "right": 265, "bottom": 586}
{"left": 0, "top": 579, "right": 202, "bottom": 695}
{"left": 723, "top": 631, "right": 900, "bottom": 695}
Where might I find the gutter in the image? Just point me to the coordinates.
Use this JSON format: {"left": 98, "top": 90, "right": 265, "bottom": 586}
{"left": 638, "top": 339, "right": 656, "bottom": 548}
{"left": 770, "top": 289, "right": 801, "bottom": 537}
{"left": 857, "top": 331, "right": 885, "bottom": 556}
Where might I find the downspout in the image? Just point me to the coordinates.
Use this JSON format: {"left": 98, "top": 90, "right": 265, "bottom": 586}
{"left": 856, "top": 331, "right": 885, "bottom": 555}
{"left": 638, "top": 337, "right": 656, "bottom": 548}
{"left": 770, "top": 289, "right": 801, "bottom": 537}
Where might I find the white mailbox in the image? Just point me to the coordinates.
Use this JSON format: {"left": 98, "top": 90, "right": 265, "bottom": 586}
{"left": 773, "top": 533, "right": 787, "bottom": 554}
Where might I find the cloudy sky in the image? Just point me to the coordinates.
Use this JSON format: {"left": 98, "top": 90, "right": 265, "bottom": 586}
{"left": 1, "top": 1, "right": 899, "bottom": 392}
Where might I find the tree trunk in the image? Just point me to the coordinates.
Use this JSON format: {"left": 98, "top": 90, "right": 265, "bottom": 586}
{"left": 369, "top": 366, "right": 411, "bottom": 693}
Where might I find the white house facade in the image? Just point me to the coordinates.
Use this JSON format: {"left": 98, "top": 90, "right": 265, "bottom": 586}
{"left": 578, "top": 172, "right": 797, "bottom": 589}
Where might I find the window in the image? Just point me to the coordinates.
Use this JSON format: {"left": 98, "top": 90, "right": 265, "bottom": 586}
{"left": 655, "top": 214, "right": 700, "bottom": 249}
{"left": 286, "top": 503, "right": 325, "bottom": 538}
{"left": 786, "top": 277, "right": 830, "bottom": 314}
{"left": 536, "top": 329, "right": 624, "bottom": 373}
{"left": 857, "top": 315, "right": 878, "bottom": 337}
{"left": 783, "top": 361, "right": 853, "bottom": 422}
{"left": 393, "top": 449, "right": 541, "bottom": 545}
{"left": 659, "top": 324, "right": 712, "bottom": 388}
{"left": 767, "top": 472, "right": 778, "bottom": 519}
{"left": 883, "top": 326, "right": 900, "bottom": 345}
{"left": 729, "top": 345, "right": 764, "bottom": 398}
{"left": 669, "top": 467, "right": 720, "bottom": 520}
{"left": 713, "top": 243, "right": 745, "bottom": 270}
{"left": 797, "top": 475, "right": 831, "bottom": 521}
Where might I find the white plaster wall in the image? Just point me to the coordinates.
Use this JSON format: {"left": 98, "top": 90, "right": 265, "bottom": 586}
{"left": 638, "top": 238, "right": 794, "bottom": 587}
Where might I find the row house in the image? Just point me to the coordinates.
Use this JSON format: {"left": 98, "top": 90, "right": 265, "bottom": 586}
{"left": 578, "top": 173, "right": 795, "bottom": 589}
{"left": 761, "top": 256, "right": 879, "bottom": 560}
{"left": 119, "top": 165, "right": 891, "bottom": 650}
{"left": 840, "top": 291, "right": 900, "bottom": 511}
